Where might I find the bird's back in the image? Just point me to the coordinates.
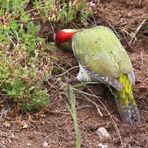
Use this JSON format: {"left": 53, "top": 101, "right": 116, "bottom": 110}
{"left": 72, "top": 26, "right": 133, "bottom": 80}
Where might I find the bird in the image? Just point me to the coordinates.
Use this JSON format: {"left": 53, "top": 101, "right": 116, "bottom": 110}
{"left": 55, "top": 25, "right": 140, "bottom": 125}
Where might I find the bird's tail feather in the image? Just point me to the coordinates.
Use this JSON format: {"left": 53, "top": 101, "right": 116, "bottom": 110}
{"left": 116, "top": 74, "right": 140, "bottom": 125}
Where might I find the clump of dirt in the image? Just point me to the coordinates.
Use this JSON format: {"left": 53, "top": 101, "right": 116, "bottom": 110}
{"left": 0, "top": 0, "right": 148, "bottom": 148}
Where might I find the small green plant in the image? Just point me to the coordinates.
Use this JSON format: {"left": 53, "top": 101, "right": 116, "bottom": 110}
{"left": 33, "top": 0, "right": 90, "bottom": 26}
{"left": 67, "top": 85, "right": 81, "bottom": 148}
{"left": 0, "top": 0, "right": 51, "bottom": 110}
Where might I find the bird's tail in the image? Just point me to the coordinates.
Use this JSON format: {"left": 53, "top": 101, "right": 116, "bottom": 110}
{"left": 116, "top": 73, "right": 140, "bottom": 125}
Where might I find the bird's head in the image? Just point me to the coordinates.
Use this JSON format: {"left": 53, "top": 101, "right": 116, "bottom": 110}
{"left": 55, "top": 29, "right": 78, "bottom": 45}
{"left": 55, "top": 29, "right": 78, "bottom": 51}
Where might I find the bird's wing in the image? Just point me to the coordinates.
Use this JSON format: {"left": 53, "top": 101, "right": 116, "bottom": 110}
{"left": 72, "top": 26, "right": 135, "bottom": 85}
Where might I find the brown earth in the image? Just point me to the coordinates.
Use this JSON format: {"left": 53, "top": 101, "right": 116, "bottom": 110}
{"left": 0, "top": 1, "right": 148, "bottom": 148}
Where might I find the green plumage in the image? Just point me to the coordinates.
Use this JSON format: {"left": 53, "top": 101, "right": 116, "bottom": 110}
{"left": 72, "top": 26, "right": 140, "bottom": 124}
{"left": 72, "top": 26, "right": 132, "bottom": 78}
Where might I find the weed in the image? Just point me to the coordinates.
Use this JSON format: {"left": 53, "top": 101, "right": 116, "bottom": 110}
{"left": 0, "top": 0, "right": 51, "bottom": 110}
{"left": 67, "top": 84, "right": 81, "bottom": 148}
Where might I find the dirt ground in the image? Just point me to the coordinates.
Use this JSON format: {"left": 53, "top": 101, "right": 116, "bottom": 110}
{"left": 0, "top": 1, "right": 148, "bottom": 148}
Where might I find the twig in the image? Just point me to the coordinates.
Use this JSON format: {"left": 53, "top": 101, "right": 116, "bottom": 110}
{"left": 120, "top": 29, "right": 135, "bottom": 52}
{"left": 76, "top": 105, "right": 92, "bottom": 110}
{"left": 138, "top": 0, "right": 142, "bottom": 5}
{"left": 0, "top": 143, "right": 7, "bottom": 148}
{"left": 14, "top": 31, "right": 20, "bottom": 47}
{"left": 57, "top": 66, "right": 79, "bottom": 77}
{"left": 6, "top": 33, "right": 16, "bottom": 47}
{"left": 74, "top": 88, "right": 104, "bottom": 117}
{"left": 129, "top": 18, "right": 147, "bottom": 44}
{"left": 82, "top": 93, "right": 103, "bottom": 117}
{"left": 49, "top": 22, "right": 55, "bottom": 41}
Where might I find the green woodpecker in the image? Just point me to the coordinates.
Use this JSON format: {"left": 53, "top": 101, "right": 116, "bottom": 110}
{"left": 55, "top": 26, "right": 140, "bottom": 125}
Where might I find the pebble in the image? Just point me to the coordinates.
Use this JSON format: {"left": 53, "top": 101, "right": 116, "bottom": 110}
{"left": 96, "top": 127, "right": 111, "bottom": 142}
{"left": 43, "top": 141, "right": 49, "bottom": 148}
{"left": 98, "top": 143, "right": 108, "bottom": 148}
{"left": 27, "top": 143, "right": 32, "bottom": 147}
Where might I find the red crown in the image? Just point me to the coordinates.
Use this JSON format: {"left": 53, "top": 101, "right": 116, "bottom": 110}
{"left": 55, "top": 30, "right": 76, "bottom": 45}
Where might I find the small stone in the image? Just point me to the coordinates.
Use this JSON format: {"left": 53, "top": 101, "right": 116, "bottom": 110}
{"left": 43, "top": 141, "right": 48, "bottom": 148}
{"left": 27, "top": 143, "right": 31, "bottom": 147}
{"left": 96, "top": 127, "right": 111, "bottom": 142}
{"left": 98, "top": 143, "right": 108, "bottom": 148}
